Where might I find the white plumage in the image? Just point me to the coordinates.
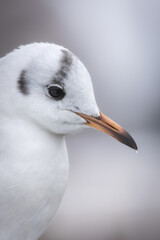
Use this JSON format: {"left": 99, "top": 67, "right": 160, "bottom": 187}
{"left": 0, "top": 43, "right": 99, "bottom": 240}
{"left": 0, "top": 42, "right": 137, "bottom": 240}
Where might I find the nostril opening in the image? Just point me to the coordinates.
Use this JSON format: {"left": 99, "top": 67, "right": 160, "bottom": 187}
{"left": 94, "top": 115, "right": 101, "bottom": 120}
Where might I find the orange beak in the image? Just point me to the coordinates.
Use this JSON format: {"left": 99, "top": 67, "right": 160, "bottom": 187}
{"left": 76, "top": 112, "right": 137, "bottom": 150}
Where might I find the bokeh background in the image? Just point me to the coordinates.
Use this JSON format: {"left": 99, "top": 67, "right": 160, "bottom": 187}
{"left": 0, "top": 0, "right": 160, "bottom": 239}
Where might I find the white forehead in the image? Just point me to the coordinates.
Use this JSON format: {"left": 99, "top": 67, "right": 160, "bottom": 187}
{"left": 0, "top": 42, "right": 99, "bottom": 116}
{"left": 2, "top": 42, "right": 91, "bottom": 86}
{"left": 23, "top": 43, "right": 98, "bottom": 116}
{"left": 62, "top": 55, "right": 98, "bottom": 115}
{"left": 18, "top": 43, "right": 93, "bottom": 86}
{"left": 22, "top": 43, "right": 92, "bottom": 87}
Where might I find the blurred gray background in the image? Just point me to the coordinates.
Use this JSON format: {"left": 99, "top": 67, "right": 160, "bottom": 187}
{"left": 0, "top": 0, "right": 160, "bottom": 239}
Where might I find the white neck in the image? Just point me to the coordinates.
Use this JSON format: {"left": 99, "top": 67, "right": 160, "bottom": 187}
{"left": 1, "top": 114, "right": 65, "bottom": 160}
{"left": 0, "top": 114, "right": 69, "bottom": 240}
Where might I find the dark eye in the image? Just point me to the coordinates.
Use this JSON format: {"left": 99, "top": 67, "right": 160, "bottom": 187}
{"left": 47, "top": 85, "right": 65, "bottom": 100}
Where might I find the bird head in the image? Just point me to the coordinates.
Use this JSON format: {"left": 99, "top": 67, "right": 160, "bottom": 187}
{"left": 3, "top": 43, "right": 137, "bottom": 150}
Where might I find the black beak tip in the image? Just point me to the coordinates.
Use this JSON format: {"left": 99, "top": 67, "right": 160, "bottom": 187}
{"left": 123, "top": 131, "right": 138, "bottom": 151}
{"left": 131, "top": 140, "right": 138, "bottom": 151}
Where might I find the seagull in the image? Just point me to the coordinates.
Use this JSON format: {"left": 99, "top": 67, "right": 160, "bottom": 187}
{"left": 0, "top": 42, "right": 137, "bottom": 240}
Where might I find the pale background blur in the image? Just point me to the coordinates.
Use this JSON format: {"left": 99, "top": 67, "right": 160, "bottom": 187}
{"left": 0, "top": 0, "right": 160, "bottom": 239}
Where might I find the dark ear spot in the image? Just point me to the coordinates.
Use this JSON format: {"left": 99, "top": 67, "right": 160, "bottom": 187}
{"left": 18, "top": 70, "right": 29, "bottom": 95}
